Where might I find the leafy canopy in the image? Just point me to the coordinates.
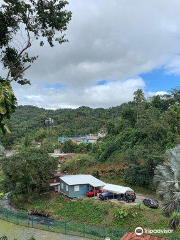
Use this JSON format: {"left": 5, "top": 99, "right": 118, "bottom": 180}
{"left": 154, "top": 145, "right": 180, "bottom": 230}
{"left": 0, "top": 0, "right": 72, "bottom": 133}
{"left": 2, "top": 148, "right": 58, "bottom": 201}
{"left": 94, "top": 88, "right": 180, "bottom": 188}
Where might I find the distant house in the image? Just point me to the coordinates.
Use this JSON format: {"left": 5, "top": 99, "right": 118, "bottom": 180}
{"left": 4, "top": 150, "right": 18, "bottom": 157}
{"left": 58, "top": 132, "right": 106, "bottom": 145}
{"left": 54, "top": 149, "right": 61, "bottom": 154}
{"left": 49, "top": 175, "right": 61, "bottom": 192}
{"left": 58, "top": 136, "right": 87, "bottom": 144}
{"left": 49, "top": 152, "right": 76, "bottom": 167}
{"left": 121, "top": 233, "right": 166, "bottom": 240}
{"left": 98, "top": 131, "right": 107, "bottom": 138}
{"left": 59, "top": 153, "right": 76, "bottom": 164}
{"left": 32, "top": 142, "right": 41, "bottom": 148}
{"left": 59, "top": 174, "right": 105, "bottom": 198}
{"left": 4, "top": 150, "right": 13, "bottom": 157}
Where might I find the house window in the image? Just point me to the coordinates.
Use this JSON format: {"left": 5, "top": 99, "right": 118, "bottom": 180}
{"left": 61, "top": 182, "right": 64, "bottom": 189}
{"left": 66, "top": 184, "right": 69, "bottom": 191}
{"left": 74, "top": 185, "right": 79, "bottom": 192}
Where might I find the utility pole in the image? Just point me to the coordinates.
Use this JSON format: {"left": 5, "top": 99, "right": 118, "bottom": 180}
{"left": 45, "top": 118, "right": 54, "bottom": 142}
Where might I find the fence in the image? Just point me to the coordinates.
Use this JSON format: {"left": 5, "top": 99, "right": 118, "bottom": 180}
{"left": 0, "top": 206, "right": 127, "bottom": 240}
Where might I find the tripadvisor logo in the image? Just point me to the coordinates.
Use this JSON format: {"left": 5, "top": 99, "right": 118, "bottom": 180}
{"left": 135, "top": 227, "right": 143, "bottom": 235}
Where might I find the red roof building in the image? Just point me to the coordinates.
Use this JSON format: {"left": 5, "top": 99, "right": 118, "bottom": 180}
{"left": 121, "top": 233, "right": 166, "bottom": 240}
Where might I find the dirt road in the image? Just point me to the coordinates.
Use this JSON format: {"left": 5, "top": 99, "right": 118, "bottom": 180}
{"left": 109, "top": 192, "right": 159, "bottom": 205}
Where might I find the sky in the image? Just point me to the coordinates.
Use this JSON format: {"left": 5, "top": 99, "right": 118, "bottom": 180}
{"left": 6, "top": 0, "right": 180, "bottom": 109}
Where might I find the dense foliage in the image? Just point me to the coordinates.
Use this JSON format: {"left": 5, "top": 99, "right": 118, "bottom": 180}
{"left": 15, "top": 193, "right": 180, "bottom": 238}
{"left": 2, "top": 88, "right": 180, "bottom": 192}
{"left": 2, "top": 148, "right": 58, "bottom": 202}
{"left": 93, "top": 89, "right": 180, "bottom": 188}
{"left": 154, "top": 145, "right": 180, "bottom": 230}
{"left": 0, "top": 105, "right": 122, "bottom": 149}
{"left": 0, "top": 0, "right": 71, "bottom": 133}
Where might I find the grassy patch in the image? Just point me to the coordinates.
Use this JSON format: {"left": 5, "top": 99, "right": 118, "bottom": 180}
{"left": 16, "top": 193, "right": 180, "bottom": 239}
{"left": 0, "top": 170, "right": 4, "bottom": 198}
{"left": 61, "top": 154, "right": 96, "bottom": 174}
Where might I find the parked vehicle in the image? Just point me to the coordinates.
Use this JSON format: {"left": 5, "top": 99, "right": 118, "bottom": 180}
{"left": 117, "top": 191, "right": 136, "bottom": 203}
{"left": 99, "top": 192, "right": 118, "bottom": 200}
{"left": 143, "top": 198, "right": 159, "bottom": 208}
{"left": 86, "top": 189, "right": 102, "bottom": 197}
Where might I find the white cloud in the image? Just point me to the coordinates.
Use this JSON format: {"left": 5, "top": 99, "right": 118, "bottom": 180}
{"left": 4, "top": 0, "right": 180, "bottom": 108}
{"left": 13, "top": 78, "right": 145, "bottom": 109}
{"left": 147, "top": 91, "right": 168, "bottom": 97}
{"left": 164, "top": 56, "right": 180, "bottom": 75}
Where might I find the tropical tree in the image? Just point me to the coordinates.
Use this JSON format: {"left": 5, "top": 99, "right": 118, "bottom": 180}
{"left": 0, "top": 0, "right": 72, "bottom": 133}
{"left": 34, "top": 128, "right": 47, "bottom": 142}
{"left": 154, "top": 145, "right": 180, "bottom": 230}
{"left": 0, "top": 144, "right": 4, "bottom": 154}
{"left": 133, "top": 89, "right": 145, "bottom": 122}
{"left": 3, "top": 148, "right": 58, "bottom": 202}
{"left": 0, "top": 81, "right": 17, "bottom": 134}
{"left": 133, "top": 89, "right": 145, "bottom": 105}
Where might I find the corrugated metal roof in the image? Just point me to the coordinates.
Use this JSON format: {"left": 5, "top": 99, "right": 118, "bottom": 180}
{"left": 60, "top": 175, "right": 105, "bottom": 187}
{"left": 103, "top": 183, "right": 134, "bottom": 194}
{"left": 121, "top": 233, "right": 166, "bottom": 240}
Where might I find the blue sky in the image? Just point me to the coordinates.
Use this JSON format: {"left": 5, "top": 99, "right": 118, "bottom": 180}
{"left": 140, "top": 69, "right": 180, "bottom": 93}
{"left": 96, "top": 69, "right": 180, "bottom": 93}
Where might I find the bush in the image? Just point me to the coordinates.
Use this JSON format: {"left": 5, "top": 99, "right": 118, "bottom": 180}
{"left": 113, "top": 207, "right": 138, "bottom": 225}
{"left": 91, "top": 168, "right": 99, "bottom": 178}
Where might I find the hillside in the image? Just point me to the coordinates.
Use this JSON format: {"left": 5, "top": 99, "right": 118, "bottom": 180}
{"left": 61, "top": 89, "right": 180, "bottom": 189}
{"left": 0, "top": 104, "right": 123, "bottom": 148}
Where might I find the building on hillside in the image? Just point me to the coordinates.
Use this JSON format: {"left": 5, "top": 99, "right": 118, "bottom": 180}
{"left": 4, "top": 150, "right": 19, "bottom": 157}
{"left": 32, "top": 142, "right": 41, "bottom": 148}
{"left": 86, "top": 134, "right": 98, "bottom": 144}
{"left": 49, "top": 151, "right": 76, "bottom": 170}
{"left": 98, "top": 131, "right": 107, "bottom": 138}
{"left": 58, "top": 136, "right": 87, "bottom": 144}
{"left": 58, "top": 133, "right": 103, "bottom": 145}
{"left": 49, "top": 173, "right": 64, "bottom": 192}
{"left": 60, "top": 174, "right": 105, "bottom": 198}
{"left": 121, "top": 233, "right": 166, "bottom": 240}
{"left": 59, "top": 153, "right": 76, "bottom": 164}
{"left": 49, "top": 151, "right": 76, "bottom": 163}
{"left": 54, "top": 149, "right": 61, "bottom": 154}
{"left": 4, "top": 150, "right": 13, "bottom": 157}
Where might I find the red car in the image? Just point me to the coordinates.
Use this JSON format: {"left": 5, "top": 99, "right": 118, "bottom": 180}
{"left": 86, "top": 189, "right": 102, "bottom": 197}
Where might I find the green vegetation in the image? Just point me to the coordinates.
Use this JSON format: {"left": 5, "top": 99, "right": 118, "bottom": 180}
{"left": 0, "top": 171, "right": 4, "bottom": 200}
{"left": 93, "top": 89, "right": 180, "bottom": 190}
{"left": 0, "top": 0, "right": 71, "bottom": 134}
{"left": 61, "top": 154, "right": 96, "bottom": 174}
{"left": 2, "top": 148, "right": 58, "bottom": 203}
{"left": 16, "top": 193, "right": 180, "bottom": 238}
{"left": 1, "top": 88, "right": 180, "bottom": 235}
{"left": 154, "top": 145, "right": 180, "bottom": 230}
{"left": 0, "top": 105, "right": 122, "bottom": 149}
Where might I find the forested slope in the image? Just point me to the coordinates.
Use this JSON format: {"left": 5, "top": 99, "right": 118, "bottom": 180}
{"left": 93, "top": 89, "right": 180, "bottom": 188}
{"left": 0, "top": 105, "right": 123, "bottom": 148}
